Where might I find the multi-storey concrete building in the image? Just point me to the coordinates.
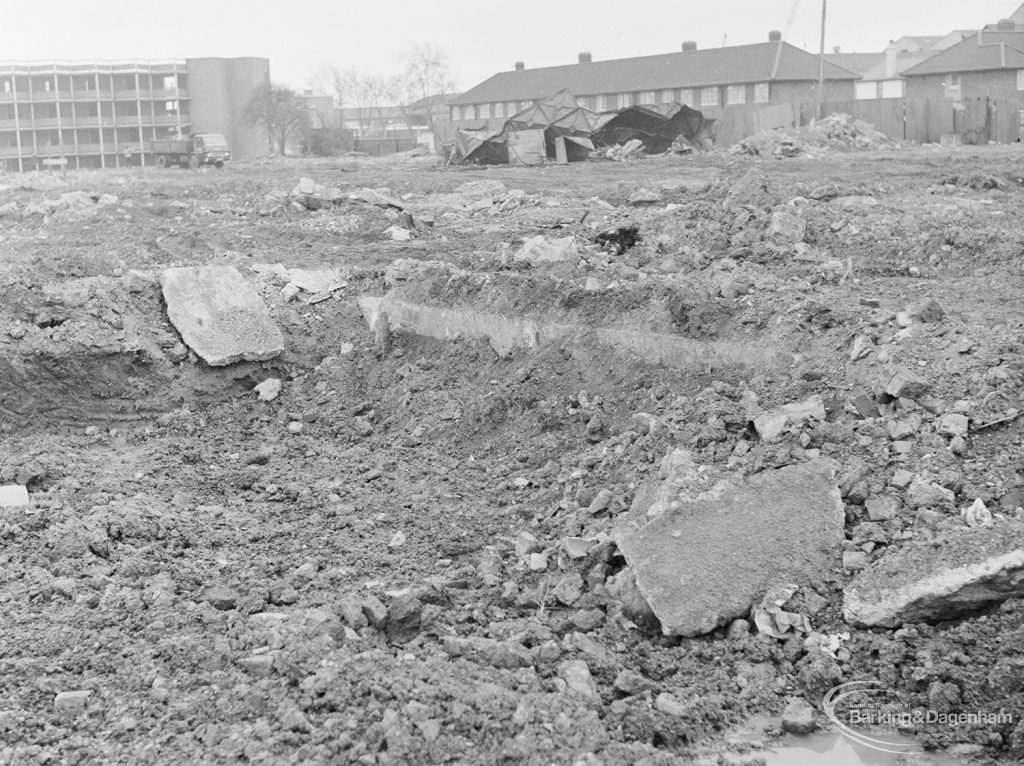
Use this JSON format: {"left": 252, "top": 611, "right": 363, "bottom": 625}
{"left": 0, "top": 57, "right": 269, "bottom": 171}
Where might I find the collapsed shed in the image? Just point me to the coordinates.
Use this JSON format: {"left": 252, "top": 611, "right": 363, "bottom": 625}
{"left": 453, "top": 90, "right": 711, "bottom": 165}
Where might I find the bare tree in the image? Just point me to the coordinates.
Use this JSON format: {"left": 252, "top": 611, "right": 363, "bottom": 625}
{"left": 309, "top": 65, "right": 357, "bottom": 130}
{"left": 243, "top": 83, "right": 310, "bottom": 156}
{"left": 402, "top": 44, "right": 457, "bottom": 146}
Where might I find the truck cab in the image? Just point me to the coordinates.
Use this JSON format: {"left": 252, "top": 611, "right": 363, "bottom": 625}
{"left": 192, "top": 134, "right": 231, "bottom": 168}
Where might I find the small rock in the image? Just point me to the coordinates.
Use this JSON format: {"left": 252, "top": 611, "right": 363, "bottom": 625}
{"left": 558, "top": 660, "right": 598, "bottom": 702}
{"left": 551, "top": 573, "right": 585, "bottom": 606}
{"left": 614, "top": 669, "right": 653, "bottom": 696}
{"left": 883, "top": 369, "right": 930, "bottom": 401}
{"left": 654, "top": 692, "right": 691, "bottom": 717}
{"left": 726, "top": 618, "right": 751, "bottom": 639}
{"left": 843, "top": 550, "right": 869, "bottom": 573}
{"left": 528, "top": 552, "right": 548, "bottom": 572}
{"left": 238, "top": 655, "right": 275, "bottom": 677}
{"left": 890, "top": 470, "right": 914, "bottom": 489}
{"left": 254, "top": 378, "right": 282, "bottom": 402}
{"left": 938, "top": 414, "right": 969, "bottom": 439}
{"left": 907, "top": 479, "right": 955, "bottom": 510}
{"left": 865, "top": 495, "right": 900, "bottom": 522}
{"left": 200, "top": 584, "right": 239, "bottom": 611}
{"left": 846, "top": 391, "right": 879, "bottom": 419}
{"left": 628, "top": 188, "right": 663, "bottom": 205}
{"left": 781, "top": 698, "right": 817, "bottom": 734}
{"left": 385, "top": 594, "right": 423, "bottom": 644}
{"left": 54, "top": 690, "right": 92, "bottom": 716}
{"left": 287, "top": 421, "right": 304, "bottom": 435}
{"left": 362, "top": 595, "right": 388, "bottom": 629}
{"left": 768, "top": 211, "right": 806, "bottom": 243}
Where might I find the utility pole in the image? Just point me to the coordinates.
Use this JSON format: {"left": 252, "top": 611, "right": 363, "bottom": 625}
{"left": 817, "top": 0, "right": 827, "bottom": 120}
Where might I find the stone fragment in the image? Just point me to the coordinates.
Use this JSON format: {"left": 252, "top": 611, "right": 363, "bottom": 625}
{"left": 883, "top": 369, "right": 930, "bottom": 400}
{"left": 865, "top": 494, "right": 900, "bottom": 522}
{"left": 753, "top": 395, "right": 826, "bottom": 443}
{"left": 843, "top": 550, "right": 869, "bottom": 573}
{"left": 442, "top": 636, "right": 532, "bottom": 669}
{"left": 54, "top": 690, "right": 92, "bottom": 716}
{"left": 781, "top": 698, "right": 817, "bottom": 734}
{"left": 200, "top": 584, "right": 239, "bottom": 611}
{"left": 254, "top": 378, "right": 282, "bottom": 402}
{"left": 614, "top": 451, "right": 843, "bottom": 636}
{"left": 844, "top": 523, "right": 1024, "bottom": 627}
{"left": 384, "top": 594, "right": 422, "bottom": 644}
{"left": 514, "top": 235, "right": 578, "bottom": 264}
{"left": 655, "top": 692, "right": 691, "bottom": 717}
{"left": 160, "top": 266, "right": 284, "bottom": 366}
{"left": 613, "top": 669, "right": 654, "bottom": 696}
{"left": 558, "top": 660, "right": 598, "bottom": 702}
{"left": 238, "top": 655, "right": 275, "bottom": 677}
{"left": 907, "top": 479, "right": 955, "bottom": 510}
{"left": 846, "top": 391, "right": 879, "bottom": 419}
{"left": 768, "top": 211, "right": 806, "bottom": 243}
{"left": 0, "top": 484, "right": 29, "bottom": 508}
{"left": 551, "top": 572, "right": 584, "bottom": 606}
{"left": 362, "top": 595, "right": 388, "bottom": 629}
{"left": 938, "top": 414, "right": 969, "bottom": 439}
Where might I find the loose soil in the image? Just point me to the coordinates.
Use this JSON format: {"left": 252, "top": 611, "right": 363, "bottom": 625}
{"left": 1, "top": 147, "right": 1023, "bottom": 765}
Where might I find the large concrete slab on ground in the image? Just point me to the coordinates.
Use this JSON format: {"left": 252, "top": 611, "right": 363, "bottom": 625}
{"left": 160, "top": 266, "right": 284, "bottom": 366}
{"left": 844, "top": 523, "right": 1024, "bottom": 628}
{"left": 614, "top": 451, "right": 844, "bottom": 637}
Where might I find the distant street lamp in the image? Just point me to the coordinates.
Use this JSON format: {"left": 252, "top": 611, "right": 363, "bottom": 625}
{"left": 817, "top": 0, "right": 827, "bottom": 120}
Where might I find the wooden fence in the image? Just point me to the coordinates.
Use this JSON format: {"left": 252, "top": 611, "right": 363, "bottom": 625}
{"left": 711, "top": 96, "right": 1024, "bottom": 147}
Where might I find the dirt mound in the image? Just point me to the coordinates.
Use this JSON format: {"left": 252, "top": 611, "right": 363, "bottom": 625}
{"left": 732, "top": 113, "right": 900, "bottom": 157}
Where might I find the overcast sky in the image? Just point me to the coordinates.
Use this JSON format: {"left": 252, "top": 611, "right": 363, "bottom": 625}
{"left": 5, "top": 0, "right": 1023, "bottom": 93}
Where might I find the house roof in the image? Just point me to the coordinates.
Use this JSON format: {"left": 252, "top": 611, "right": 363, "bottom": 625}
{"left": 903, "top": 30, "right": 1024, "bottom": 76}
{"left": 451, "top": 41, "right": 860, "bottom": 106}
{"left": 824, "top": 52, "right": 885, "bottom": 75}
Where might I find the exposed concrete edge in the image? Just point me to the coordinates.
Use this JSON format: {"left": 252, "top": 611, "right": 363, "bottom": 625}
{"left": 843, "top": 549, "right": 1024, "bottom": 628}
{"left": 359, "top": 295, "right": 794, "bottom": 371}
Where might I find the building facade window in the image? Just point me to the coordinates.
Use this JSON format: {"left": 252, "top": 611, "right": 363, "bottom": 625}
{"left": 596, "top": 94, "right": 609, "bottom": 111}
{"left": 700, "top": 86, "right": 719, "bottom": 106}
{"left": 617, "top": 92, "right": 632, "bottom": 109}
{"left": 726, "top": 85, "right": 746, "bottom": 105}
{"left": 1017, "top": 69, "right": 1024, "bottom": 91}
{"left": 945, "top": 73, "right": 961, "bottom": 101}
{"left": 657, "top": 89, "right": 674, "bottom": 103}
{"left": 507, "top": 102, "right": 518, "bottom": 115}
{"left": 495, "top": 102, "right": 505, "bottom": 118}
{"left": 478, "top": 103, "right": 491, "bottom": 119}
{"left": 753, "top": 82, "right": 770, "bottom": 103}
{"left": 678, "top": 89, "right": 694, "bottom": 106}
{"left": 638, "top": 90, "right": 656, "bottom": 105}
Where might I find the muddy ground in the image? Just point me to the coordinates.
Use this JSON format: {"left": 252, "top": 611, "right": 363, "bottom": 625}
{"left": 1, "top": 145, "right": 1023, "bottom": 765}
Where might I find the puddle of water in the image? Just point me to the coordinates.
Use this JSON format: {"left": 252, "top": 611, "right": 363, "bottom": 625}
{"left": 763, "top": 730, "right": 969, "bottom": 766}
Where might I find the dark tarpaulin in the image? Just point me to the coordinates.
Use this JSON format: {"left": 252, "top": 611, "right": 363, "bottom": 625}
{"left": 455, "top": 129, "right": 509, "bottom": 164}
{"left": 591, "top": 104, "right": 712, "bottom": 153}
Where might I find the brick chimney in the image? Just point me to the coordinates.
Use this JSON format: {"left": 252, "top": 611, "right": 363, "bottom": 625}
{"left": 514, "top": 61, "right": 525, "bottom": 71}
{"left": 682, "top": 41, "right": 698, "bottom": 52}
{"left": 769, "top": 30, "right": 782, "bottom": 42}
{"left": 578, "top": 52, "right": 592, "bottom": 64}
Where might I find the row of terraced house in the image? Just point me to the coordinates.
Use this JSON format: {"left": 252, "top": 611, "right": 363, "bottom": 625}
{"left": 449, "top": 3, "right": 1024, "bottom": 146}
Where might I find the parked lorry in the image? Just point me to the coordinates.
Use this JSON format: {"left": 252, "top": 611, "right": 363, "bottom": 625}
{"left": 150, "top": 133, "right": 230, "bottom": 169}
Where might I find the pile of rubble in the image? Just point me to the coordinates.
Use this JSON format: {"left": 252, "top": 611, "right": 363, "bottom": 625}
{"left": 732, "top": 113, "right": 899, "bottom": 157}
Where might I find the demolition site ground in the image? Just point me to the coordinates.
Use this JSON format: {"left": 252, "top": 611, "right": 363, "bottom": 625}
{"left": 1, "top": 146, "right": 1024, "bottom": 765}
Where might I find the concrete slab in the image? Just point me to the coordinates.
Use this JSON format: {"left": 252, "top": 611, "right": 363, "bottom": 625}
{"left": 160, "top": 266, "right": 284, "bottom": 366}
{"left": 843, "top": 523, "right": 1024, "bottom": 628}
{"left": 614, "top": 451, "right": 844, "bottom": 636}
{"left": 0, "top": 484, "right": 30, "bottom": 507}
